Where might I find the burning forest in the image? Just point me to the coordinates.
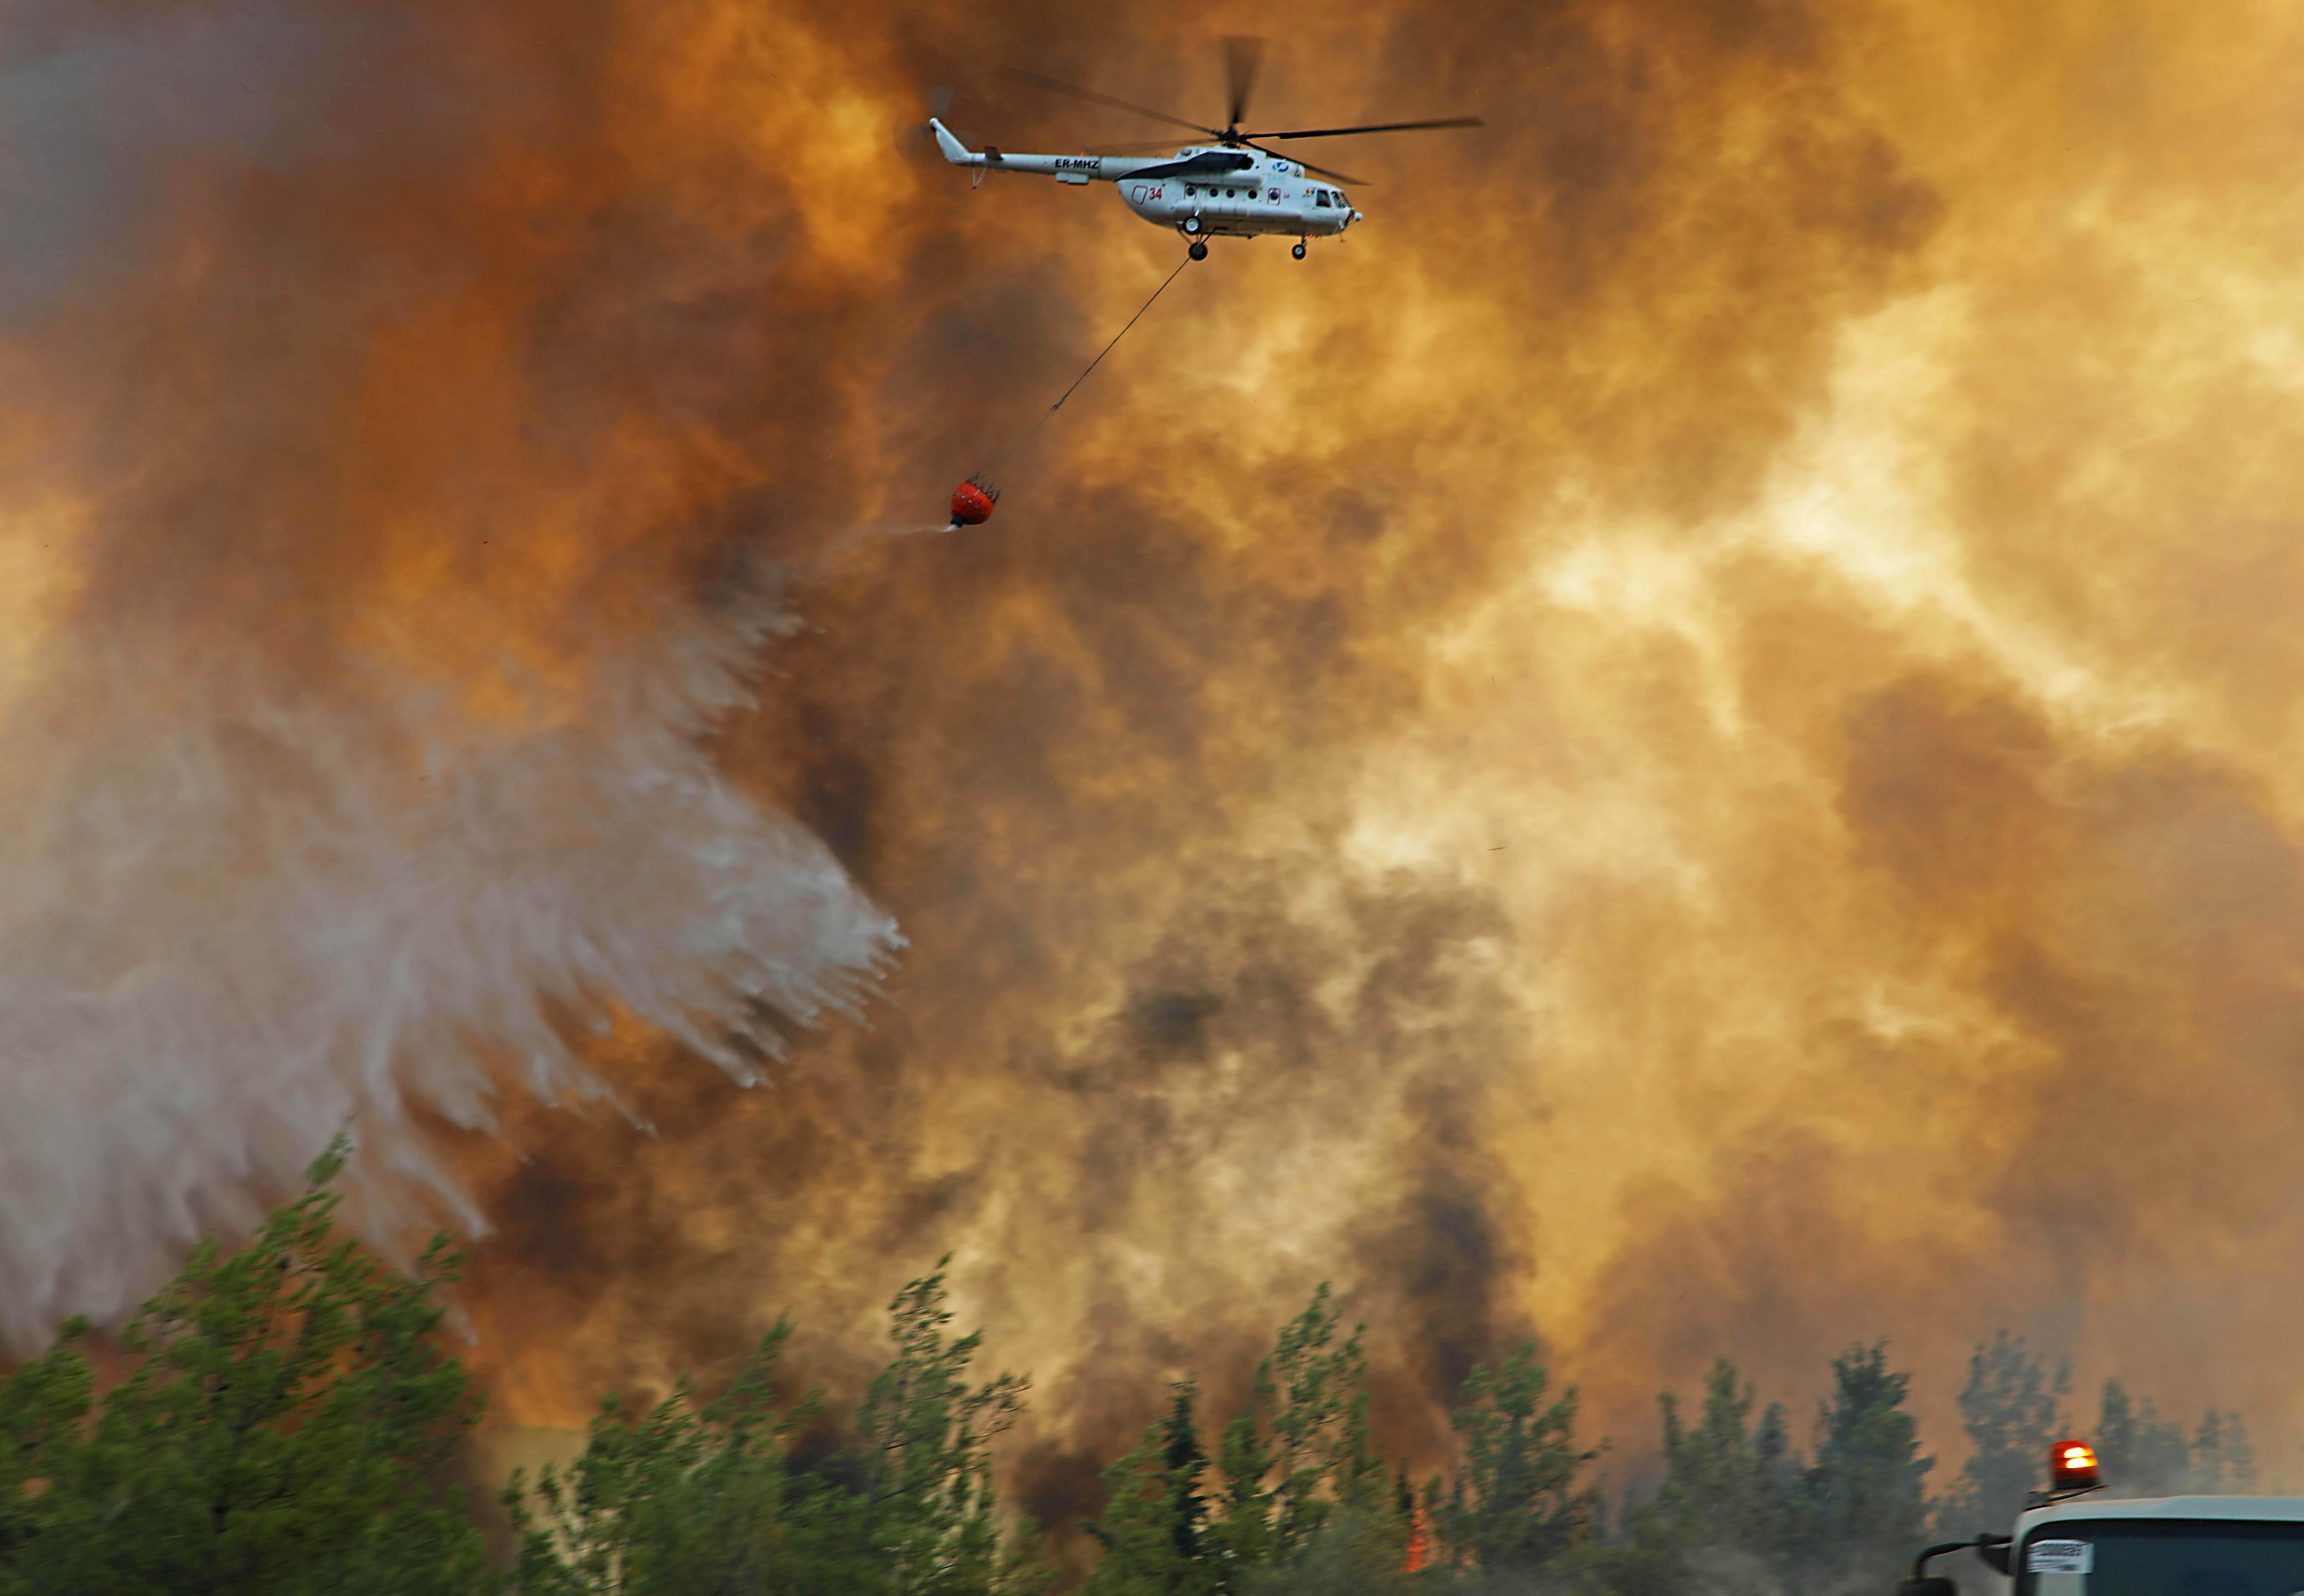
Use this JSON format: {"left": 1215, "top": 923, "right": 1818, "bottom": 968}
{"left": 7, "top": 0, "right": 2304, "bottom": 1587}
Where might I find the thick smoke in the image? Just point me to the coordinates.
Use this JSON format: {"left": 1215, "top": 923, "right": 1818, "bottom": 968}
{"left": 0, "top": 0, "right": 908, "bottom": 1343}
{"left": 12, "top": 0, "right": 2304, "bottom": 1516}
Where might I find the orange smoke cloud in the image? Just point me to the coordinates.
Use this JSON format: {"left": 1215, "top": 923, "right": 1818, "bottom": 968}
{"left": 9, "top": 0, "right": 2304, "bottom": 1526}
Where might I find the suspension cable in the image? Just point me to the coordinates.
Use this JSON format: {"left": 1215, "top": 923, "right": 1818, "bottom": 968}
{"left": 970, "top": 253, "right": 1196, "bottom": 503}
{"left": 1040, "top": 255, "right": 1193, "bottom": 421}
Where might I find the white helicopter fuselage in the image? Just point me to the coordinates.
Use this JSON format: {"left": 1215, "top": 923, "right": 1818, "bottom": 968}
{"left": 930, "top": 119, "right": 1361, "bottom": 244}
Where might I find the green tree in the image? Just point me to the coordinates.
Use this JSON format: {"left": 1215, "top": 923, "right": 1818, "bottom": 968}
{"left": 508, "top": 1261, "right": 1044, "bottom": 1596}
{"left": 2096, "top": 1380, "right": 2189, "bottom": 1497}
{"left": 1938, "top": 1332, "right": 2068, "bottom": 1532}
{"left": 0, "top": 1320, "right": 96, "bottom": 1572}
{"left": 1578, "top": 1359, "right": 1790, "bottom": 1596}
{"left": 1083, "top": 1383, "right": 1220, "bottom": 1596}
{"left": 1086, "top": 1287, "right": 1396, "bottom": 1595}
{"left": 1660, "top": 1359, "right": 1791, "bottom": 1559}
{"left": 0, "top": 1136, "right": 491, "bottom": 1596}
{"left": 1434, "top": 1342, "right": 1597, "bottom": 1577}
{"left": 2093, "top": 1383, "right": 2257, "bottom": 1499}
{"left": 507, "top": 1320, "right": 851, "bottom": 1595}
{"left": 1789, "top": 1343, "right": 1931, "bottom": 1594}
{"left": 2186, "top": 1410, "right": 2256, "bottom": 1494}
{"left": 854, "top": 1265, "right": 1044, "bottom": 1596}
{"left": 1205, "top": 1286, "right": 1386, "bottom": 1578}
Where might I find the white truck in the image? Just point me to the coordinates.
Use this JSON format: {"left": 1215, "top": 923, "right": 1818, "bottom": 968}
{"left": 1905, "top": 1444, "right": 2304, "bottom": 1596}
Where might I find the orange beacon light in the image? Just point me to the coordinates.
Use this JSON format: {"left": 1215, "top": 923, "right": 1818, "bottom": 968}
{"left": 2049, "top": 1440, "right": 2102, "bottom": 1494}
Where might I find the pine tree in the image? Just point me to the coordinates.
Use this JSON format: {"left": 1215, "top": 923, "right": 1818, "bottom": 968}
{"left": 0, "top": 1136, "right": 491, "bottom": 1596}
{"left": 1083, "top": 1384, "right": 1221, "bottom": 1596}
{"left": 505, "top": 1320, "right": 849, "bottom": 1595}
{"left": 854, "top": 1265, "right": 1042, "bottom": 1596}
{"left": 508, "top": 1261, "right": 1046, "bottom": 1596}
{"left": 2096, "top": 1381, "right": 2189, "bottom": 1497}
{"left": 1588, "top": 1359, "right": 1792, "bottom": 1596}
{"left": 1434, "top": 1343, "right": 1598, "bottom": 1577}
{"left": 2186, "top": 1410, "right": 2256, "bottom": 1494}
{"left": 1659, "top": 1359, "right": 1783, "bottom": 1556}
{"left": 1204, "top": 1286, "right": 1386, "bottom": 1579}
{"left": 1789, "top": 1344, "right": 1931, "bottom": 1595}
{"left": 1939, "top": 1332, "right": 2068, "bottom": 1531}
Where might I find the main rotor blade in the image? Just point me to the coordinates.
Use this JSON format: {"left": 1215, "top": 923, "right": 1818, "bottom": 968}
{"left": 1243, "top": 115, "right": 1485, "bottom": 140}
{"left": 1222, "top": 35, "right": 1264, "bottom": 129}
{"left": 1241, "top": 140, "right": 1366, "bottom": 185}
{"left": 996, "top": 67, "right": 1216, "bottom": 138}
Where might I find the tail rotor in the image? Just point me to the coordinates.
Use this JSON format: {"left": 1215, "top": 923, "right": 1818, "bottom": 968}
{"left": 895, "top": 86, "right": 965, "bottom": 160}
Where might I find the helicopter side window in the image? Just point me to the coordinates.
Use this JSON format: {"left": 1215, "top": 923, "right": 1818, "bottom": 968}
{"left": 1315, "top": 190, "right": 1332, "bottom": 207}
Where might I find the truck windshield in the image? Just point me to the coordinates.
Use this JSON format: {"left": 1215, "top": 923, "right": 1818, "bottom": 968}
{"left": 2019, "top": 1521, "right": 2304, "bottom": 1596}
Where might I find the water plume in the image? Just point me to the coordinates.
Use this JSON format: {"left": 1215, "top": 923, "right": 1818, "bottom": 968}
{"left": 0, "top": 555, "right": 898, "bottom": 1347}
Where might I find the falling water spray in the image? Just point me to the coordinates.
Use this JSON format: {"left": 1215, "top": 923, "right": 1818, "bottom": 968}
{"left": 0, "top": 555, "right": 899, "bottom": 1347}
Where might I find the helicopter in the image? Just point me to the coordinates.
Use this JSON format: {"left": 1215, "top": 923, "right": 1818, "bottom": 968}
{"left": 922, "top": 39, "right": 1480, "bottom": 260}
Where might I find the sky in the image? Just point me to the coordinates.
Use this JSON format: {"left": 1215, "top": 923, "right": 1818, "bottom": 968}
{"left": 6, "top": 0, "right": 2304, "bottom": 1523}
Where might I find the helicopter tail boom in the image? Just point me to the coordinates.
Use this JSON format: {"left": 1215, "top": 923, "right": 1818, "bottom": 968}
{"left": 929, "top": 119, "right": 1188, "bottom": 182}
{"left": 929, "top": 118, "right": 982, "bottom": 166}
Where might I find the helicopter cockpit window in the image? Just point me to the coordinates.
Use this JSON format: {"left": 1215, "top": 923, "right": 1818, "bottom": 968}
{"left": 1315, "top": 191, "right": 1332, "bottom": 207}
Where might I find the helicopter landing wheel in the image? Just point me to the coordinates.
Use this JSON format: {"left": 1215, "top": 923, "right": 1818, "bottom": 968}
{"left": 1292, "top": 241, "right": 1307, "bottom": 260}
{"left": 1188, "top": 240, "right": 1208, "bottom": 261}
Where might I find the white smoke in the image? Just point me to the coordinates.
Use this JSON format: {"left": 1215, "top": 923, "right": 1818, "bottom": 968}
{"left": 0, "top": 556, "right": 901, "bottom": 1347}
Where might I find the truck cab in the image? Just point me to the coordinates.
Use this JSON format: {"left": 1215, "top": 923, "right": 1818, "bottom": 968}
{"left": 2008, "top": 1497, "right": 2304, "bottom": 1596}
{"left": 1908, "top": 1447, "right": 2304, "bottom": 1596}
